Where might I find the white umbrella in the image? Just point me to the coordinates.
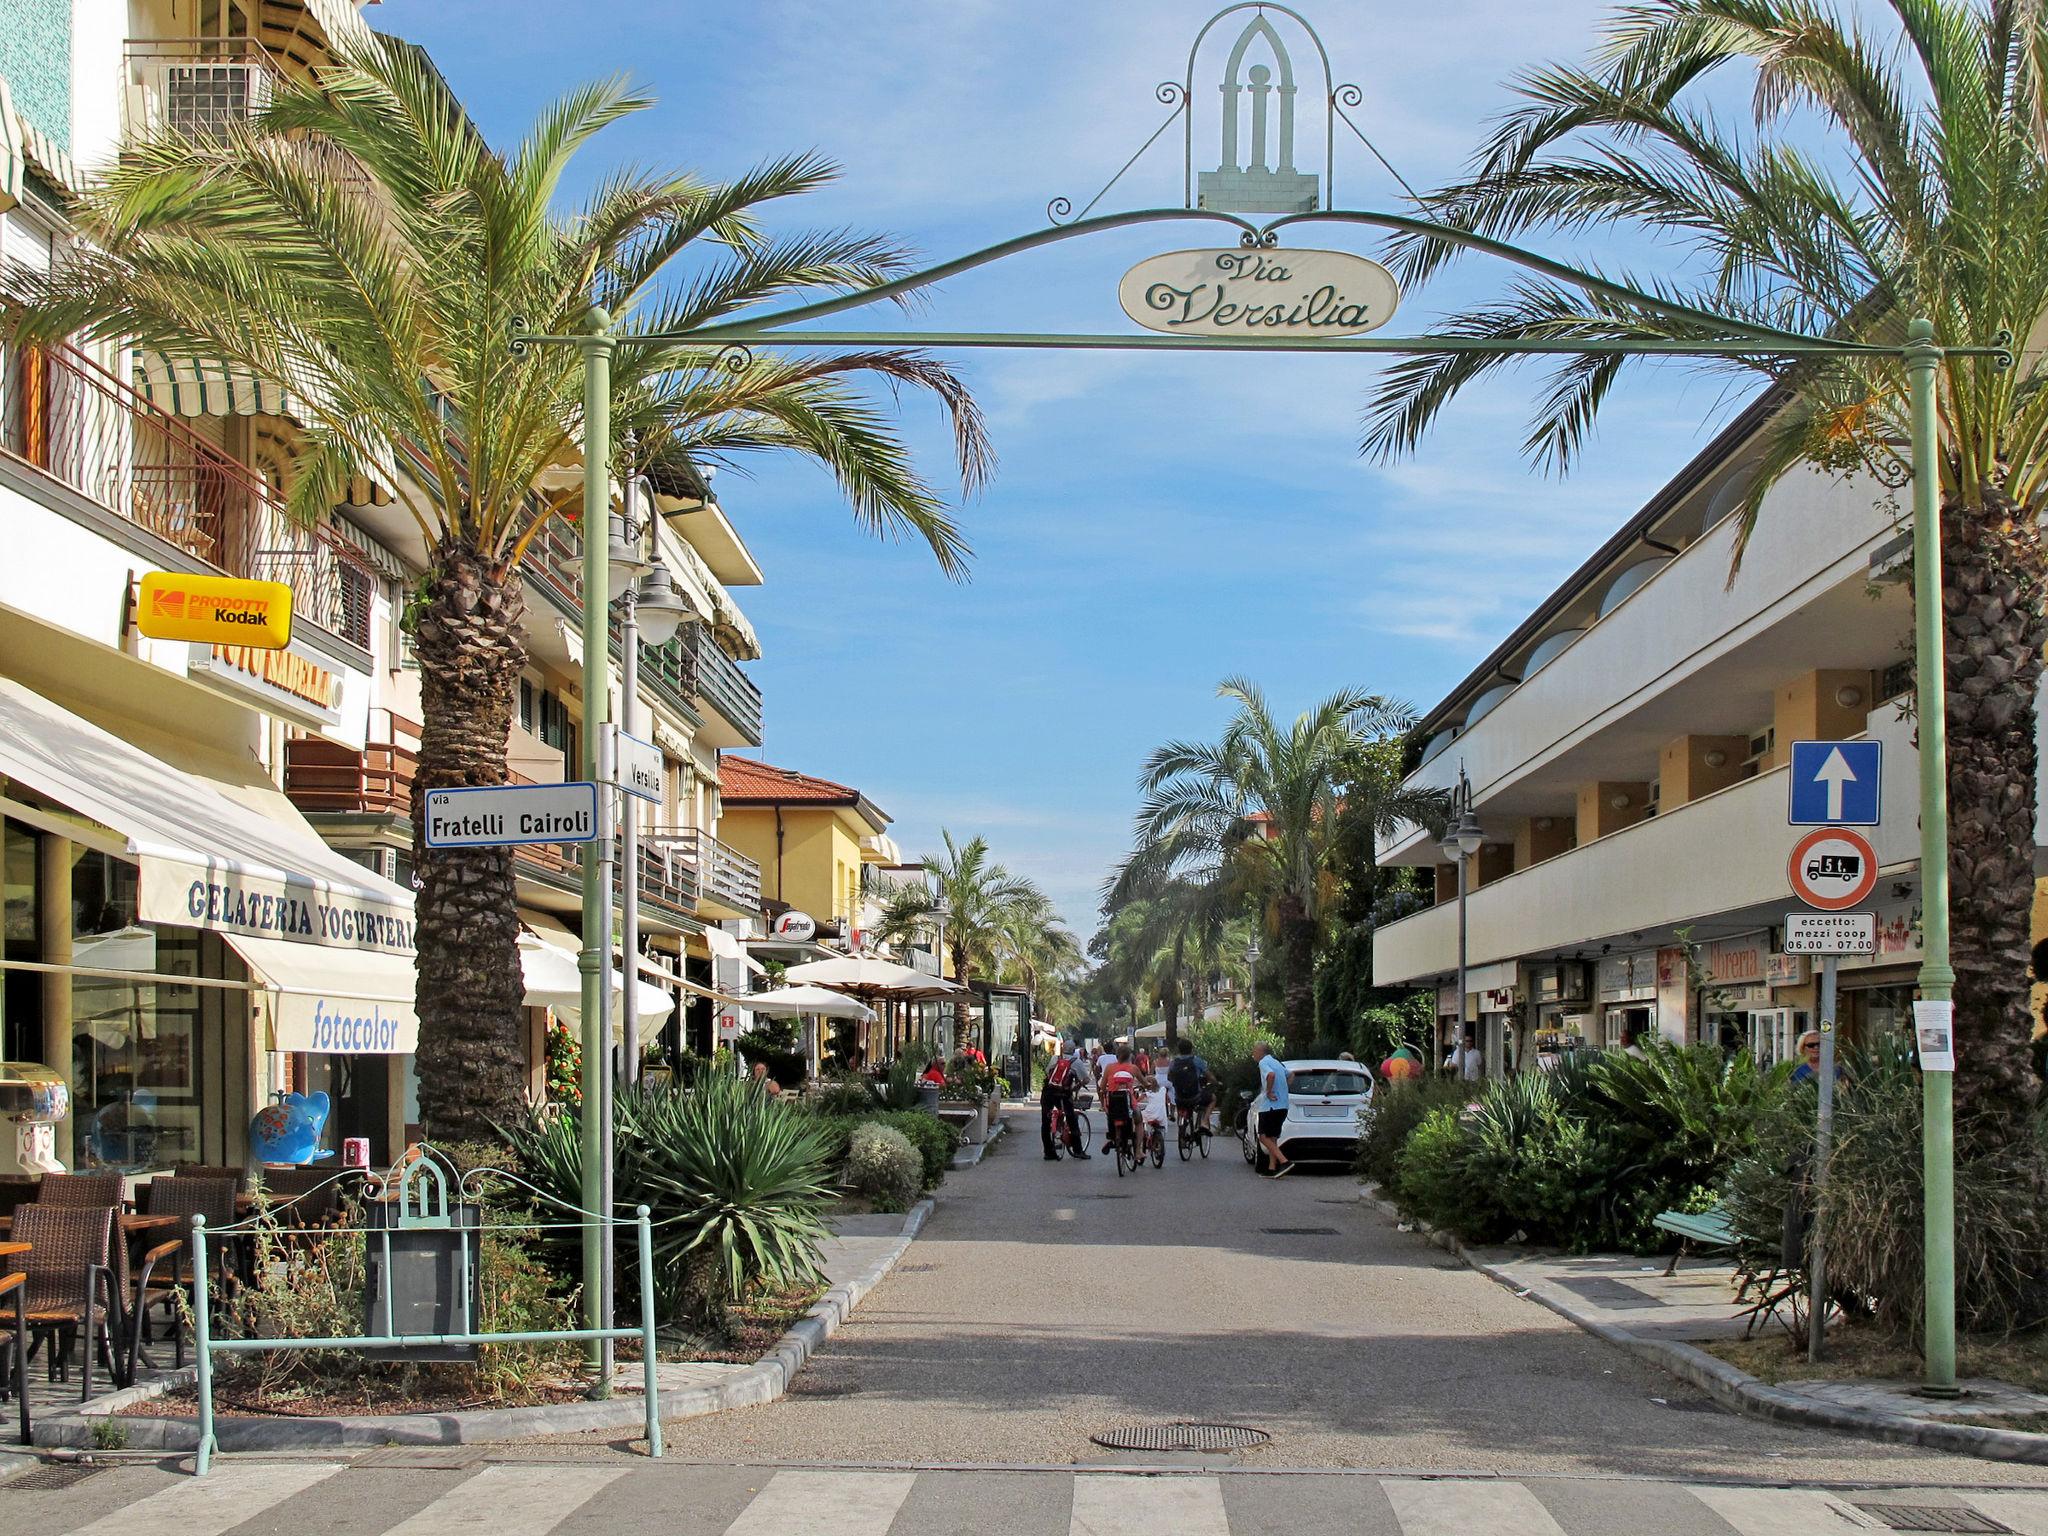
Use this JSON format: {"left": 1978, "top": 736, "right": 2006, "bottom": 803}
{"left": 741, "top": 985, "right": 876, "bottom": 1022}
{"left": 519, "top": 933, "right": 673, "bottom": 1045}
{"left": 782, "top": 956, "right": 965, "bottom": 998}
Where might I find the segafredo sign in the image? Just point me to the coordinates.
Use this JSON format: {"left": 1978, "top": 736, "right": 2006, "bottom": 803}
{"left": 1118, "top": 247, "right": 1400, "bottom": 338}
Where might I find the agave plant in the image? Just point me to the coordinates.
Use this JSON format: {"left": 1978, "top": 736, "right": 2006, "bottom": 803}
{"left": 507, "top": 1075, "right": 834, "bottom": 1329}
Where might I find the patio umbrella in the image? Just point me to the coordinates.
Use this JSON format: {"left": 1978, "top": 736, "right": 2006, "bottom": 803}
{"left": 781, "top": 956, "right": 965, "bottom": 1000}
{"left": 740, "top": 985, "right": 876, "bottom": 1023}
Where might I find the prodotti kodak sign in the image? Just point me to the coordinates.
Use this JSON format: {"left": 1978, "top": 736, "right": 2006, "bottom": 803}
{"left": 136, "top": 571, "right": 293, "bottom": 649}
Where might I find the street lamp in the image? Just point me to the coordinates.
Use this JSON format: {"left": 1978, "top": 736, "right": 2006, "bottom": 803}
{"left": 1437, "top": 766, "right": 1484, "bottom": 1071}
{"left": 1245, "top": 936, "right": 1261, "bottom": 1026}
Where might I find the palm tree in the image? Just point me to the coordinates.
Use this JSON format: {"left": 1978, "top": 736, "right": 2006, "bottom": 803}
{"left": 871, "top": 831, "right": 1036, "bottom": 1049}
{"left": 1119, "top": 678, "right": 1427, "bottom": 1049}
{"left": 25, "top": 40, "right": 990, "bottom": 1139}
{"left": 1360, "top": 0, "right": 2048, "bottom": 1136}
{"left": 1098, "top": 873, "right": 1243, "bottom": 1048}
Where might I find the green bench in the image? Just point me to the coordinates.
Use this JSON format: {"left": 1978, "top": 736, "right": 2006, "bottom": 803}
{"left": 1652, "top": 1204, "right": 1736, "bottom": 1275}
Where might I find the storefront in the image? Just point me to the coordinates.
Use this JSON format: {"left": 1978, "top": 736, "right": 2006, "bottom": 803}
{"left": 1836, "top": 894, "right": 1923, "bottom": 1046}
{"left": 0, "top": 677, "right": 418, "bottom": 1172}
{"left": 1527, "top": 960, "right": 1593, "bottom": 1057}
{"left": 1596, "top": 949, "right": 1659, "bottom": 1048}
{"left": 1700, "top": 931, "right": 1804, "bottom": 1064}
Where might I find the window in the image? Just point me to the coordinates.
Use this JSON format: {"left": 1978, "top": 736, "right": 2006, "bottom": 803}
{"left": 3, "top": 819, "right": 42, "bottom": 1063}
{"left": 1287, "top": 1069, "right": 1369, "bottom": 1097}
{"left": 337, "top": 562, "right": 374, "bottom": 649}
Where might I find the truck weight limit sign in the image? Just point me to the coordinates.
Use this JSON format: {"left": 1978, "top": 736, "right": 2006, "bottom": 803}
{"left": 1788, "top": 827, "right": 1879, "bottom": 910}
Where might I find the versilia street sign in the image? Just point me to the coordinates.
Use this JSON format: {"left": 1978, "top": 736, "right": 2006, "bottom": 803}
{"left": 1784, "top": 912, "right": 1877, "bottom": 954}
{"left": 423, "top": 782, "right": 600, "bottom": 848}
{"left": 1789, "top": 826, "right": 1880, "bottom": 910}
{"left": 1789, "top": 739, "right": 1881, "bottom": 826}
{"left": 136, "top": 571, "right": 293, "bottom": 649}
{"left": 605, "top": 725, "right": 662, "bottom": 804}
{"left": 1118, "top": 248, "right": 1399, "bottom": 338}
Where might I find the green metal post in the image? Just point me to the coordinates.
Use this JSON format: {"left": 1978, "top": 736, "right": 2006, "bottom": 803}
{"left": 578, "top": 307, "right": 614, "bottom": 1372}
{"left": 637, "top": 1206, "right": 663, "bottom": 1457}
{"left": 1906, "top": 316, "right": 1958, "bottom": 1396}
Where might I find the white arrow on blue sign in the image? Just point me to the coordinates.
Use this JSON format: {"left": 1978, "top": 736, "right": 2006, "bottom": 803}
{"left": 1788, "top": 739, "right": 1881, "bottom": 826}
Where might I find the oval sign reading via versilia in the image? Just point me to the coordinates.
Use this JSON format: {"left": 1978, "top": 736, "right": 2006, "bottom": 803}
{"left": 1118, "top": 247, "right": 1401, "bottom": 339}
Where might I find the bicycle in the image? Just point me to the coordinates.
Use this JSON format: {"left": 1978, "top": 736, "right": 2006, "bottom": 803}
{"left": 1176, "top": 1103, "right": 1211, "bottom": 1161}
{"left": 1145, "top": 1119, "right": 1166, "bottom": 1169}
{"left": 1237, "top": 1090, "right": 1259, "bottom": 1166}
{"left": 1046, "top": 1092, "right": 1093, "bottom": 1159}
{"left": 1108, "top": 1095, "right": 1140, "bottom": 1177}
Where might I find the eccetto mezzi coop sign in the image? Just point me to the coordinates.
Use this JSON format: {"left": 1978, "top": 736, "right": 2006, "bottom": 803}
{"left": 1117, "top": 247, "right": 1400, "bottom": 337}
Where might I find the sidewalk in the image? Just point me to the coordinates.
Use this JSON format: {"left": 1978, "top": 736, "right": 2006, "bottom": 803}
{"left": 1360, "top": 1184, "right": 2048, "bottom": 1464}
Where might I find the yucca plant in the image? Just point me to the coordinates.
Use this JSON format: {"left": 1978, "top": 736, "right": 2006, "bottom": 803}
{"left": 507, "top": 1076, "right": 834, "bottom": 1331}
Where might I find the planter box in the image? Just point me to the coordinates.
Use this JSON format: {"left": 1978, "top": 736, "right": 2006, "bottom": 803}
{"left": 937, "top": 1099, "right": 988, "bottom": 1143}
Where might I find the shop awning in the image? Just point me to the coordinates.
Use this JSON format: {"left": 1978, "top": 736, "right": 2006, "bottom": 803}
{"left": 227, "top": 933, "right": 418, "bottom": 1055}
{"left": 0, "top": 677, "right": 415, "bottom": 956}
{"left": 0, "top": 80, "right": 25, "bottom": 211}
{"left": 519, "top": 934, "right": 673, "bottom": 1047}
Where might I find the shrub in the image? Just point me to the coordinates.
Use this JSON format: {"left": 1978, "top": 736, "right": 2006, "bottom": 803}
{"left": 793, "top": 1107, "right": 953, "bottom": 1191}
{"left": 1726, "top": 1039, "right": 2048, "bottom": 1336}
{"left": 812, "top": 1073, "right": 880, "bottom": 1116}
{"left": 847, "top": 1122, "right": 921, "bottom": 1212}
{"left": 1188, "top": 1009, "right": 1285, "bottom": 1128}
{"left": 1357, "top": 1075, "right": 1470, "bottom": 1189}
{"left": 1394, "top": 1105, "right": 1474, "bottom": 1231}
{"left": 508, "top": 1077, "right": 834, "bottom": 1332}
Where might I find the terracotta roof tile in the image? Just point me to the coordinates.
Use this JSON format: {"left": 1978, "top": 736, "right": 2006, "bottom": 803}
{"left": 719, "top": 754, "right": 862, "bottom": 805}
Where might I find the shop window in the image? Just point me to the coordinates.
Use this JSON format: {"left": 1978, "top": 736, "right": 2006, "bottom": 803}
{"left": 3, "top": 819, "right": 43, "bottom": 1063}
{"left": 73, "top": 928, "right": 206, "bottom": 1171}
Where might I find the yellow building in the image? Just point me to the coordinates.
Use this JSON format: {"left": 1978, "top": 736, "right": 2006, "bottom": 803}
{"left": 717, "top": 757, "right": 892, "bottom": 939}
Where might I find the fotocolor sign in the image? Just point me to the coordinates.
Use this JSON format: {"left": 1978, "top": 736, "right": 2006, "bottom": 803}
{"left": 1118, "top": 248, "right": 1400, "bottom": 338}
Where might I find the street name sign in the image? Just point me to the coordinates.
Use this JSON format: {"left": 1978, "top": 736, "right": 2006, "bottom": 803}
{"left": 1117, "top": 248, "right": 1400, "bottom": 338}
{"left": 606, "top": 725, "right": 662, "bottom": 804}
{"left": 1788, "top": 739, "right": 1881, "bottom": 826}
{"left": 1788, "top": 826, "right": 1879, "bottom": 910}
{"left": 423, "top": 782, "right": 600, "bottom": 848}
{"left": 136, "top": 571, "right": 293, "bottom": 649}
{"left": 1783, "top": 912, "right": 1877, "bottom": 954}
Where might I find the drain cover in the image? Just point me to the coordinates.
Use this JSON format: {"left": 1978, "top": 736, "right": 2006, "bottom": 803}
{"left": 1855, "top": 1508, "right": 2012, "bottom": 1534}
{"left": 1261, "top": 1226, "right": 1340, "bottom": 1236}
{"left": 2, "top": 1463, "right": 111, "bottom": 1492}
{"left": 1089, "top": 1421, "right": 1271, "bottom": 1453}
{"left": 351, "top": 1448, "right": 486, "bottom": 1470}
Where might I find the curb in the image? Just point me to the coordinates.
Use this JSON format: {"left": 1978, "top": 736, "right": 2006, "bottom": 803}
{"left": 33, "top": 1200, "right": 934, "bottom": 1453}
{"left": 1357, "top": 1185, "right": 2048, "bottom": 1465}
{"left": 951, "top": 1112, "right": 1009, "bottom": 1169}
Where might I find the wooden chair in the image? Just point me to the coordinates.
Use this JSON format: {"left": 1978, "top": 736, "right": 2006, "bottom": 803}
{"left": 172, "top": 1165, "right": 247, "bottom": 1190}
{"left": 35, "top": 1173, "right": 122, "bottom": 1209}
{"left": 0, "top": 1204, "right": 121, "bottom": 1400}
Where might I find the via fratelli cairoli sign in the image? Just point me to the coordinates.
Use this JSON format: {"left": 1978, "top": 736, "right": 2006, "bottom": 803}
{"left": 1119, "top": 247, "right": 1399, "bottom": 338}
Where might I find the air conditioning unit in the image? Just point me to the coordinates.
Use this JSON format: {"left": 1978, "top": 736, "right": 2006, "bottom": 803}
{"left": 163, "top": 61, "right": 271, "bottom": 138}
{"left": 1741, "top": 728, "right": 1774, "bottom": 780}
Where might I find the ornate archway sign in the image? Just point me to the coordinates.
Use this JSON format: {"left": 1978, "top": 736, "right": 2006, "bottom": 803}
{"left": 1119, "top": 247, "right": 1399, "bottom": 337}
{"left": 511, "top": 0, "right": 2012, "bottom": 1402}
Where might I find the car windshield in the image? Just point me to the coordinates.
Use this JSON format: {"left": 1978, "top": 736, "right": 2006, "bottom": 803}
{"left": 1288, "top": 1069, "right": 1370, "bottom": 1096}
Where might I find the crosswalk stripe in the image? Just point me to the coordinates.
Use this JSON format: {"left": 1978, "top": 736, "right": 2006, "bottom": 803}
{"left": 380, "top": 1463, "right": 629, "bottom": 1536}
{"left": 1685, "top": 1485, "right": 1881, "bottom": 1534}
{"left": 1069, "top": 1473, "right": 1229, "bottom": 1536}
{"left": 56, "top": 1461, "right": 344, "bottom": 1536}
{"left": 1382, "top": 1478, "right": 1569, "bottom": 1536}
{"left": 721, "top": 1470, "right": 917, "bottom": 1535}
{"left": 1958, "top": 1492, "right": 2048, "bottom": 1536}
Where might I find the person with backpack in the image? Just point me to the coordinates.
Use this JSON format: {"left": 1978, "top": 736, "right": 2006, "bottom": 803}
{"left": 1166, "top": 1038, "right": 1212, "bottom": 1132}
{"left": 1041, "top": 1042, "right": 1090, "bottom": 1159}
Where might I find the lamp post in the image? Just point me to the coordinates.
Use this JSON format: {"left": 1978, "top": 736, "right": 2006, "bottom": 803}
{"left": 933, "top": 895, "right": 951, "bottom": 1052}
{"left": 1437, "top": 766, "right": 1484, "bottom": 1072}
{"left": 1246, "top": 937, "right": 1261, "bottom": 1028}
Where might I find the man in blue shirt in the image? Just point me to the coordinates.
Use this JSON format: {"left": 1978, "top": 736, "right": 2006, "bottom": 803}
{"left": 1252, "top": 1042, "right": 1292, "bottom": 1177}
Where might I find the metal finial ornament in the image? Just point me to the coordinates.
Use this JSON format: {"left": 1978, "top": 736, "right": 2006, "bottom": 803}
{"left": 713, "top": 342, "right": 755, "bottom": 373}
{"left": 508, "top": 316, "right": 532, "bottom": 357}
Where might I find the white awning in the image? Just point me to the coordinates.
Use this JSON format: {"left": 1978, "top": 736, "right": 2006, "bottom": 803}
{"left": 0, "top": 81, "right": 25, "bottom": 211}
{"left": 702, "top": 923, "right": 766, "bottom": 975}
{"left": 228, "top": 933, "right": 417, "bottom": 1054}
{"left": 519, "top": 933, "right": 672, "bottom": 1047}
{"left": 0, "top": 678, "right": 414, "bottom": 956}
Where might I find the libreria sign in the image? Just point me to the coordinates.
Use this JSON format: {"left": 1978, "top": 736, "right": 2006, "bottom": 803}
{"left": 1117, "top": 248, "right": 1401, "bottom": 338}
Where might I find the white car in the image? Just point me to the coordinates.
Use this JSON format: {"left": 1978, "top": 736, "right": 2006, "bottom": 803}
{"left": 1268, "top": 1058, "right": 1374, "bottom": 1164}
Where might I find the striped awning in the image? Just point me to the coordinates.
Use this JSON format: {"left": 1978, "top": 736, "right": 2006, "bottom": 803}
{"left": 16, "top": 113, "right": 77, "bottom": 197}
{"left": 136, "top": 350, "right": 291, "bottom": 417}
{"left": 0, "top": 81, "right": 24, "bottom": 211}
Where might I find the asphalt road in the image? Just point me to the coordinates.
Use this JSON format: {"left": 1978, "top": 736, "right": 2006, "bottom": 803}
{"left": 542, "top": 1109, "right": 2048, "bottom": 1483}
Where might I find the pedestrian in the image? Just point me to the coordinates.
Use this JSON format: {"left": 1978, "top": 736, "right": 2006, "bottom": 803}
{"left": 1443, "top": 1026, "right": 1483, "bottom": 1082}
{"left": 1251, "top": 1041, "right": 1292, "bottom": 1177}
{"left": 1790, "top": 1029, "right": 1843, "bottom": 1084}
{"left": 1041, "top": 1043, "right": 1090, "bottom": 1159}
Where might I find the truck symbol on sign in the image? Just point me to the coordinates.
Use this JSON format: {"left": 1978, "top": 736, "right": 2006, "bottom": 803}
{"left": 1805, "top": 852, "right": 1864, "bottom": 884}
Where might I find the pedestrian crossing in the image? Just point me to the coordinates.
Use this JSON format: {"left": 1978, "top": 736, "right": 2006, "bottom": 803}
{"left": 11, "top": 1460, "right": 2048, "bottom": 1536}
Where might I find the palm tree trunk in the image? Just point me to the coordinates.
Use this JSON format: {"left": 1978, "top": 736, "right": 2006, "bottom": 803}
{"left": 1164, "top": 934, "right": 1185, "bottom": 1050}
{"left": 951, "top": 942, "right": 972, "bottom": 1055}
{"left": 410, "top": 538, "right": 530, "bottom": 1141}
{"left": 1942, "top": 492, "right": 2048, "bottom": 1140}
{"left": 1276, "top": 894, "right": 1317, "bottom": 1051}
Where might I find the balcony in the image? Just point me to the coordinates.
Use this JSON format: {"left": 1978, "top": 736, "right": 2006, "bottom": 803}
{"left": 2, "top": 342, "right": 376, "bottom": 649}
{"left": 122, "top": 37, "right": 373, "bottom": 191}
{"left": 523, "top": 514, "right": 763, "bottom": 746}
{"left": 651, "top": 827, "right": 762, "bottom": 916}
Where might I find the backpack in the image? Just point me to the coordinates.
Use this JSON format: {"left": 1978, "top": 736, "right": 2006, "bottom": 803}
{"left": 1167, "top": 1054, "right": 1202, "bottom": 1099}
{"left": 1047, "top": 1055, "right": 1074, "bottom": 1089}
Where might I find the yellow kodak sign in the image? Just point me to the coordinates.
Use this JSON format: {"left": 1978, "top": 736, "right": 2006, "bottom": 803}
{"left": 136, "top": 571, "right": 293, "bottom": 649}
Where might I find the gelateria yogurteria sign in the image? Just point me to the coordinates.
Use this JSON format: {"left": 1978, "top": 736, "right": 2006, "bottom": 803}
{"left": 1118, "top": 247, "right": 1401, "bottom": 338}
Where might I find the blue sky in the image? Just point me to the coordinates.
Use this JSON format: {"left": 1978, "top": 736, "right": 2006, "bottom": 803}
{"left": 374, "top": 0, "right": 1764, "bottom": 933}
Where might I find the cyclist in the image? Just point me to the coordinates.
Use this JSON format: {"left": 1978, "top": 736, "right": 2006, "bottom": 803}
{"left": 1167, "top": 1038, "right": 1212, "bottom": 1135}
{"left": 1099, "top": 1044, "right": 1140, "bottom": 1160}
{"left": 1041, "top": 1042, "right": 1090, "bottom": 1159}
{"left": 1139, "top": 1071, "right": 1170, "bottom": 1155}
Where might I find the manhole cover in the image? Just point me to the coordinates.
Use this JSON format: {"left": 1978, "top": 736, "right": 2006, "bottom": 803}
{"left": 1089, "top": 1422, "right": 1271, "bottom": 1453}
{"left": 1261, "top": 1226, "right": 1340, "bottom": 1236}
{"left": 1856, "top": 1507, "right": 2012, "bottom": 1534}
{"left": 1089, "top": 1194, "right": 1133, "bottom": 1201}
{"left": 3, "top": 1463, "right": 111, "bottom": 1492}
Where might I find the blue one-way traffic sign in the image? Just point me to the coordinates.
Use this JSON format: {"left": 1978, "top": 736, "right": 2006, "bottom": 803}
{"left": 1788, "top": 739, "right": 1881, "bottom": 826}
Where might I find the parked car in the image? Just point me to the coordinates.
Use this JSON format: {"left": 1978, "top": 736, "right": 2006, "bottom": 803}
{"left": 1269, "top": 1059, "right": 1374, "bottom": 1165}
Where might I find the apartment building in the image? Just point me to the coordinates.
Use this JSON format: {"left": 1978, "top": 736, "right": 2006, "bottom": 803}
{"left": 1369, "top": 390, "right": 1998, "bottom": 1074}
{"left": 0, "top": 0, "right": 769, "bottom": 1169}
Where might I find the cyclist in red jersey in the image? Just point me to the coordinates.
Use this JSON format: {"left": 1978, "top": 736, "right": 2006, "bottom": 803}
{"left": 1100, "top": 1045, "right": 1140, "bottom": 1158}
